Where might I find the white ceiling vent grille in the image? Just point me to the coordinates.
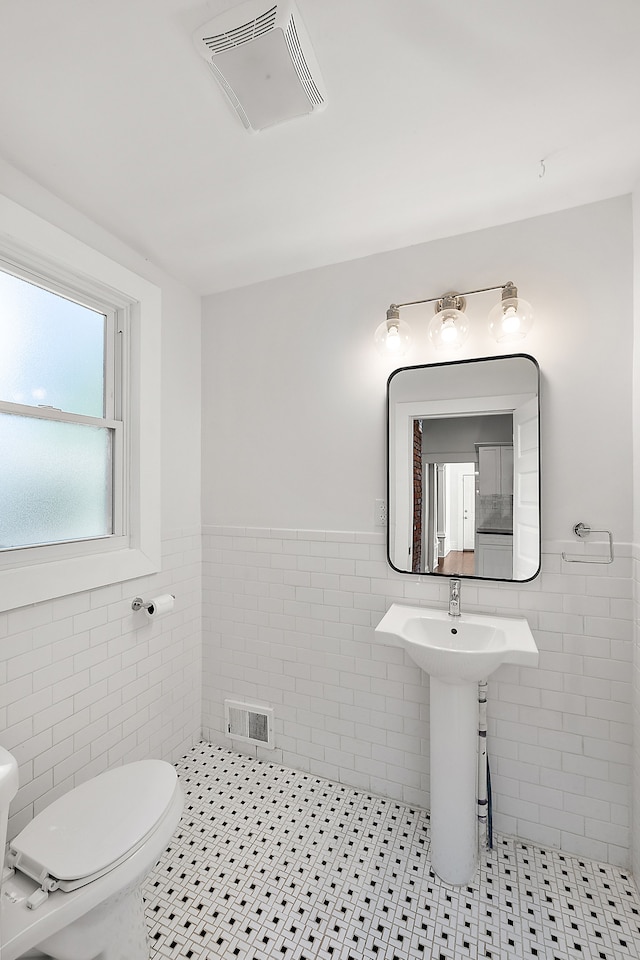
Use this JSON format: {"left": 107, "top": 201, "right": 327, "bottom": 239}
{"left": 201, "top": 6, "right": 278, "bottom": 54}
{"left": 194, "top": 0, "right": 326, "bottom": 132}
{"left": 284, "top": 16, "right": 323, "bottom": 107}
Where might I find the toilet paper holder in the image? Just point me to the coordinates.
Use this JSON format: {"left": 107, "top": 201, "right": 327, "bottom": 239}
{"left": 131, "top": 595, "right": 175, "bottom": 613}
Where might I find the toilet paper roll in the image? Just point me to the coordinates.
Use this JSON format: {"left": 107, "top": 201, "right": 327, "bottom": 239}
{"left": 145, "top": 594, "right": 175, "bottom": 619}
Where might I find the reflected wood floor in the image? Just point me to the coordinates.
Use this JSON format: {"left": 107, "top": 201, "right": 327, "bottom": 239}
{"left": 433, "top": 549, "right": 475, "bottom": 576}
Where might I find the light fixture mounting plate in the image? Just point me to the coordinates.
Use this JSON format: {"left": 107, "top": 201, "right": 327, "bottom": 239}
{"left": 434, "top": 292, "right": 467, "bottom": 314}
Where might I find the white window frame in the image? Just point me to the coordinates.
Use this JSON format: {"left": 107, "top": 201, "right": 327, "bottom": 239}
{"left": 0, "top": 196, "right": 161, "bottom": 611}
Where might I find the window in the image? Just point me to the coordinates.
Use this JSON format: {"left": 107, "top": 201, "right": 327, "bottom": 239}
{"left": 0, "top": 196, "right": 161, "bottom": 612}
{"left": 0, "top": 269, "right": 120, "bottom": 550}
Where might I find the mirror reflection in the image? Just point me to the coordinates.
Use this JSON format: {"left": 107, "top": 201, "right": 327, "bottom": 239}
{"left": 387, "top": 354, "right": 540, "bottom": 582}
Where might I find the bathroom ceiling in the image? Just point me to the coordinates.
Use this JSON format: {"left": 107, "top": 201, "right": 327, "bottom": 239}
{"left": 0, "top": 0, "right": 639, "bottom": 295}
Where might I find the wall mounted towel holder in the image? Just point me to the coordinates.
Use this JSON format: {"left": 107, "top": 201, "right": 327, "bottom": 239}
{"left": 561, "top": 522, "right": 614, "bottom": 564}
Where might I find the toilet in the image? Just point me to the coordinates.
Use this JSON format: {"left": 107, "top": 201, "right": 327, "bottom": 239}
{"left": 0, "top": 746, "right": 183, "bottom": 960}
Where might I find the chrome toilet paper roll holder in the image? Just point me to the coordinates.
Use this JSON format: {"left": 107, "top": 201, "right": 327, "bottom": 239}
{"left": 131, "top": 595, "right": 175, "bottom": 613}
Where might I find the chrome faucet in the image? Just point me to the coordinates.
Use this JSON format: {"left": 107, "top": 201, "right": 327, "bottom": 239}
{"left": 449, "top": 578, "right": 461, "bottom": 617}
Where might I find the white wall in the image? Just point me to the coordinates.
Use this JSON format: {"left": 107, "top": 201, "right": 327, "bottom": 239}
{"left": 202, "top": 198, "right": 633, "bottom": 540}
{"left": 0, "top": 163, "right": 203, "bottom": 840}
{"left": 632, "top": 182, "right": 640, "bottom": 883}
{"left": 202, "top": 197, "right": 636, "bottom": 866}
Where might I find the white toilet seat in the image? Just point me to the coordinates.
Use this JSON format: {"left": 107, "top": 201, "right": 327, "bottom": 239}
{"left": 1, "top": 760, "right": 183, "bottom": 960}
{"left": 8, "top": 760, "right": 178, "bottom": 898}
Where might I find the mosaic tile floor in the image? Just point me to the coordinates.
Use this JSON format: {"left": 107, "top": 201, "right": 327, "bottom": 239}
{"left": 144, "top": 743, "right": 640, "bottom": 960}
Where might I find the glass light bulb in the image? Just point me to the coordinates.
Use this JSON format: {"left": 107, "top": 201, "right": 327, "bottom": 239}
{"left": 386, "top": 323, "right": 401, "bottom": 349}
{"left": 440, "top": 318, "right": 460, "bottom": 344}
{"left": 374, "top": 316, "right": 412, "bottom": 357}
{"left": 427, "top": 308, "right": 469, "bottom": 350}
{"left": 488, "top": 296, "right": 534, "bottom": 343}
{"left": 501, "top": 306, "right": 521, "bottom": 334}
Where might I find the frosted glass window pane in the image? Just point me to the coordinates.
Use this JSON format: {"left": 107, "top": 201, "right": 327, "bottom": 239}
{"left": 0, "top": 414, "right": 112, "bottom": 549}
{"left": 0, "top": 270, "right": 105, "bottom": 417}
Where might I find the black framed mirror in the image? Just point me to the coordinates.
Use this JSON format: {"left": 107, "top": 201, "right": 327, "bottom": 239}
{"left": 387, "top": 353, "right": 540, "bottom": 581}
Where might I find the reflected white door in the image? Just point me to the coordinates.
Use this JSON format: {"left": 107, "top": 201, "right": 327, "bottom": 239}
{"left": 462, "top": 474, "right": 475, "bottom": 550}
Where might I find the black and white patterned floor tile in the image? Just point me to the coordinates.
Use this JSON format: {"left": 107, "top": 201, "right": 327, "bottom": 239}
{"left": 144, "top": 744, "right": 640, "bottom": 960}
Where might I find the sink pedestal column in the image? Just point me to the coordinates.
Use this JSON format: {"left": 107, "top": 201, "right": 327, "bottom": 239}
{"left": 429, "top": 677, "right": 478, "bottom": 885}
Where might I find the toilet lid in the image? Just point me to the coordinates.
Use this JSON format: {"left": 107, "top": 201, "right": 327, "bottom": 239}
{"left": 10, "top": 759, "right": 177, "bottom": 883}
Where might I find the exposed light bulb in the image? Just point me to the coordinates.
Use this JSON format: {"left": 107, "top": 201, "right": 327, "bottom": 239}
{"left": 386, "top": 323, "right": 401, "bottom": 349}
{"left": 488, "top": 284, "right": 534, "bottom": 343}
{"left": 439, "top": 318, "right": 460, "bottom": 344}
{"left": 374, "top": 309, "right": 412, "bottom": 357}
{"left": 427, "top": 300, "right": 469, "bottom": 350}
{"left": 501, "top": 306, "right": 521, "bottom": 335}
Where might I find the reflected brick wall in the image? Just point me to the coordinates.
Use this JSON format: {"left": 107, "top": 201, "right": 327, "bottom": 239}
{"left": 412, "top": 419, "right": 422, "bottom": 573}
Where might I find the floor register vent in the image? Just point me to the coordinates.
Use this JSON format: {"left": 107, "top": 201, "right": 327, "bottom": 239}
{"left": 224, "top": 700, "right": 274, "bottom": 749}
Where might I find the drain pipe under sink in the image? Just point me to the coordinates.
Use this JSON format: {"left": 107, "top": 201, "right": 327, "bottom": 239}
{"left": 477, "top": 680, "right": 491, "bottom": 850}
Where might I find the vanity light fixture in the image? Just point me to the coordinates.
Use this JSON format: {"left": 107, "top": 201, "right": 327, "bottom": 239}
{"left": 487, "top": 282, "right": 534, "bottom": 342}
{"left": 378, "top": 281, "right": 534, "bottom": 355}
{"left": 374, "top": 305, "right": 413, "bottom": 357}
{"left": 427, "top": 292, "right": 469, "bottom": 350}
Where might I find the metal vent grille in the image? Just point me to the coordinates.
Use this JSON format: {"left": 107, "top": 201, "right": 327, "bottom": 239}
{"left": 224, "top": 700, "right": 274, "bottom": 749}
{"left": 202, "top": 5, "right": 277, "bottom": 54}
{"left": 285, "top": 16, "right": 324, "bottom": 106}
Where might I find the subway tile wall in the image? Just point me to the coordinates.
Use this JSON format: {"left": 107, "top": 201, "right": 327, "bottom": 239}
{"left": 633, "top": 548, "right": 640, "bottom": 883}
{"left": 202, "top": 525, "right": 634, "bottom": 869}
{"left": 0, "top": 527, "right": 202, "bottom": 843}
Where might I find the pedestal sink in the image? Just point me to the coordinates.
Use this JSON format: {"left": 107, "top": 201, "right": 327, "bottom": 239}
{"left": 375, "top": 603, "right": 538, "bottom": 885}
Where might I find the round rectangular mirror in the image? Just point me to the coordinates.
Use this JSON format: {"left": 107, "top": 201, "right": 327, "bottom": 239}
{"left": 387, "top": 353, "right": 540, "bottom": 581}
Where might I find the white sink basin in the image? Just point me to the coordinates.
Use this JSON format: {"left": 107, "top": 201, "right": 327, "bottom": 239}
{"left": 375, "top": 603, "right": 538, "bottom": 684}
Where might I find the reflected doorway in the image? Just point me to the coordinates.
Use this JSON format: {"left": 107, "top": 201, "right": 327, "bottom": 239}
{"left": 462, "top": 473, "right": 475, "bottom": 549}
{"left": 430, "top": 462, "right": 476, "bottom": 575}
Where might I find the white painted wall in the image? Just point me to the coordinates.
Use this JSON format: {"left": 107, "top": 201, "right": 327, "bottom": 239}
{"left": 202, "top": 198, "right": 633, "bottom": 541}
{"left": 202, "top": 197, "right": 636, "bottom": 866}
{"left": 632, "top": 182, "right": 640, "bottom": 885}
{"left": 0, "top": 162, "right": 203, "bottom": 839}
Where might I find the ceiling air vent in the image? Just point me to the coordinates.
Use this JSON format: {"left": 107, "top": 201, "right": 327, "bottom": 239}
{"left": 194, "top": 0, "right": 326, "bottom": 132}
